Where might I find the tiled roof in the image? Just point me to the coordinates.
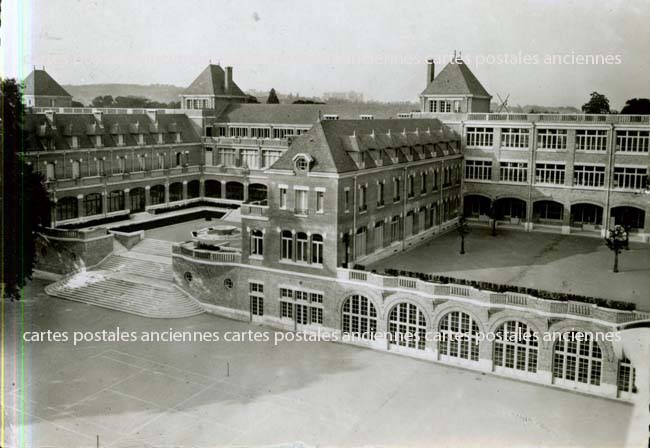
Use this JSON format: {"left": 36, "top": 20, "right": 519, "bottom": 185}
{"left": 211, "top": 103, "right": 415, "bottom": 125}
{"left": 271, "top": 119, "right": 459, "bottom": 174}
{"left": 421, "top": 60, "right": 491, "bottom": 97}
{"left": 23, "top": 113, "right": 201, "bottom": 151}
{"left": 182, "top": 65, "right": 247, "bottom": 97}
{"left": 23, "top": 69, "right": 71, "bottom": 97}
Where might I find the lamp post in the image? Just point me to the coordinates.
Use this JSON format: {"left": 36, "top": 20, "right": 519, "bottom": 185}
{"left": 457, "top": 215, "right": 470, "bottom": 254}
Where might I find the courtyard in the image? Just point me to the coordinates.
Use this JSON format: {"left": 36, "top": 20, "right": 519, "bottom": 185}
{"left": 3, "top": 279, "right": 633, "bottom": 448}
{"left": 368, "top": 228, "right": 650, "bottom": 311}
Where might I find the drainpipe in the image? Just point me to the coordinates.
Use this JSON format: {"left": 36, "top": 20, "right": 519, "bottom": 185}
{"left": 402, "top": 166, "right": 407, "bottom": 251}
{"left": 352, "top": 175, "right": 357, "bottom": 267}
{"left": 528, "top": 122, "right": 536, "bottom": 230}
{"left": 604, "top": 123, "right": 615, "bottom": 235}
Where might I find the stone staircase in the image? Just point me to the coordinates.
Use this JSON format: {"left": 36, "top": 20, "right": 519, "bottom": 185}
{"left": 45, "top": 238, "right": 204, "bottom": 318}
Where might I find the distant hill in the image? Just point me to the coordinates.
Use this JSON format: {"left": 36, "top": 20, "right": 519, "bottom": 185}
{"left": 491, "top": 103, "right": 581, "bottom": 114}
{"left": 62, "top": 84, "right": 185, "bottom": 107}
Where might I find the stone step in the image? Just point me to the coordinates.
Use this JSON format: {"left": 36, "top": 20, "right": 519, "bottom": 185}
{"left": 130, "top": 238, "right": 174, "bottom": 257}
{"left": 100, "top": 255, "right": 173, "bottom": 282}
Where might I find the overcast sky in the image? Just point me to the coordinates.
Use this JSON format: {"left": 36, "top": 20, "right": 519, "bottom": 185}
{"left": 2, "top": 0, "right": 649, "bottom": 109}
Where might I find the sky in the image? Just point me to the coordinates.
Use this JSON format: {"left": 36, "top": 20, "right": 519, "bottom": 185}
{"left": 2, "top": 0, "right": 650, "bottom": 109}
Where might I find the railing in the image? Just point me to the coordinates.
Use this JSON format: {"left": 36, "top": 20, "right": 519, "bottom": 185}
{"left": 336, "top": 267, "right": 649, "bottom": 324}
{"left": 201, "top": 136, "right": 290, "bottom": 147}
{"left": 31, "top": 107, "right": 181, "bottom": 115}
{"left": 466, "top": 113, "right": 650, "bottom": 124}
{"left": 241, "top": 200, "right": 269, "bottom": 217}
{"left": 41, "top": 226, "right": 108, "bottom": 240}
{"left": 172, "top": 244, "right": 241, "bottom": 263}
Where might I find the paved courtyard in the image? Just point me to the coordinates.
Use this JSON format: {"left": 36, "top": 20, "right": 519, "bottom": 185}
{"left": 3, "top": 279, "right": 633, "bottom": 447}
{"left": 369, "top": 228, "right": 650, "bottom": 311}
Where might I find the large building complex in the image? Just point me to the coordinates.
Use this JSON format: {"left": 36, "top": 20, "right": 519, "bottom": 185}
{"left": 21, "top": 58, "right": 649, "bottom": 402}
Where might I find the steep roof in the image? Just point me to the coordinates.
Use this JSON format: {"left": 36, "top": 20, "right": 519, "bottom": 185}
{"left": 271, "top": 119, "right": 458, "bottom": 174}
{"left": 23, "top": 69, "right": 71, "bottom": 97}
{"left": 182, "top": 65, "right": 246, "bottom": 97}
{"left": 421, "top": 60, "right": 491, "bottom": 98}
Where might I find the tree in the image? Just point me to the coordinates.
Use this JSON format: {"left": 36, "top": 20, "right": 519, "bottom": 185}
{"left": 604, "top": 225, "right": 629, "bottom": 273}
{"left": 456, "top": 215, "right": 470, "bottom": 254}
{"left": 582, "top": 92, "right": 610, "bottom": 114}
{"left": 91, "top": 95, "right": 114, "bottom": 107}
{"left": 266, "top": 88, "right": 280, "bottom": 104}
{"left": 1, "top": 78, "right": 53, "bottom": 300}
{"left": 71, "top": 100, "right": 85, "bottom": 107}
{"left": 620, "top": 98, "right": 650, "bottom": 115}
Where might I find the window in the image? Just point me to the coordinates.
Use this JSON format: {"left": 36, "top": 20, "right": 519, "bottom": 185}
{"left": 250, "top": 127, "right": 271, "bottom": 139}
{"left": 466, "top": 127, "right": 494, "bottom": 148}
{"left": 156, "top": 154, "right": 165, "bottom": 170}
{"left": 71, "top": 160, "right": 80, "bottom": 179}
{"left": 377, "top": 182, "right": 385, "bottom": 206}
{"left": 534, "top": 201, "right": 563, "bottom": 221}
{"left": 432, "top": 170, "right": 438, "bottom": 191}
{"left": 96, "top": 159, "right": 105, "bottom": 176}
{"left": 281, "top": 301, "right": 293, "bottom": 319}
{"left": 354, "top": 226, "right": 367, "bottom": 259}
{"left": 137, "top": 134, "right": 145, "bottom": 145}
{"left": 358, "top": 185, "right": 367, "bottom": 211}
{"left": 94, "top": 135, "right": 103, "bottom": 148}
{"left": 116, "top": 134, "right": 125, "bottom": 146}
{"left": 428, "top": 100, "right": 452, "bottom": 113}
{"left": 296, "top": 232, "right": 308, "bottom": 263}
{"left": 262, "top": 150, "right": 281, "bottom": 168}
{"left": 218, "top": 148, "right": 238, "bottom": 167}
{"left": 156, "top": 133, "right": 163, "bottom": 144}
{"left": 273, "top": 128, "right": 294, "bottom": 139}
{"left": 281, "top": 230, "right": 293, "bottom": 260}
{"left": 537, "top": 129, "right": 567, "bottom": 150}
{"left": 311, "top": 234, "right": 323, "bottom": 264}
{"left": 388, "top": 303, "right": 427, "bottom": 350}
{"left": 229, "top": 127, "right": 249, "bottom": 138}
{"left": 420, "top": 172, "right": 427, "bottom": 194}
{"left": 465, "top": 160, "right": 492, "bottom": 181}
{"left": 576, "top": 129, "right": 607, "bottom": 151}
{"left": 617, "top": 357, "right": 636, "bottom": 394}
{"left": 205, "top": 126, "right": 213, "bottom": 137}
{"left": 613, "top": 166, "right": 648, "bottom": 190}
{"left": 616, "top": 130, "right": 649, "bottom": 153}
{"left": 342, "top": 295, "right": 377, "bottom": 338}
{"left": 393, "top": 178, "right": 401, "bottom": 202}
{"left": 218, "top": 126, "right": 227, "bottom": 137}
{"left": 250, "top": 230, "right": 263, "bottom": 256}
{"left": 499, "top": 161, "right": 528, "bottom": 183}
{"left": 117, "top": 157, "right": 126, "bottom": 174}
{"left": 107, "top": 190, "right": 125, "bottom": 212}
{"left": 501, "top": 128, "right": 529, "bottom": 149}
{"left": 344, "top": 189, "right": 350, "bottom": 212}
{"left": 250, "top": 282, "right": 264, "bottom": 316}
{"left": 494, "top": 321, "right": 538, "bottom": 373}
{"left": 84, "top": 193, "right": 102, "bottom": 216}
{"left": 553, "top": 332, "right": 602, "bottom": 386}
{"left": 535, "top": 163, "right": 565, "bottom": 185}
{"left": 241, "top": 149, "right": 259, "bottom": 169}
{"left": 316, "top": 191, "right": 324, "bottom": 213}
{"left": 574, "top": 165, "right": 605, "bottom": 187}
{"left": 296, "top": 157, "right": 309, "bottom": 171}
{"left": 390, "top": 215, "right": 400, "bottom": 243}
{"left": 295, "top": 189, "right": 308, "bottom": 215}
{"left": 70, "top": 136, "right": 79, "bottom": 149}
{"left": 46, "top": 162, "right": 56, "bottom": 180}
{"left": 438, "top": 311, "right": 480, "bottom": 361}
{"left": 407, "top": 174, "right": 415, "bottom": 198}
{"left": 56, "top": 197, "right": 78, "bottom": 221}
{"left": 175, "top": 152, "right": 182, "bottom": 167}
{"left": 279, "top": 187, "right": 287, "bottom": 209}
{"left": 137, "top": 155, "right": 146, "bottom": 172}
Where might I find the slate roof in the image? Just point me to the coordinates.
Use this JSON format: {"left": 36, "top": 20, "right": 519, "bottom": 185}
{"left": 23, "top": 69, "right": 71, "bottom": 97}
{"left": 271, "top": 119, "right": 460, "bottom": 174}
{"left": 23, "top": 113, "right": 201, "bottom": 151}
{"left": 182, "top": 65, "right": 247, "bottom": 97}
{"left": 421, "top": 60, "right": 491, "bottom": 97}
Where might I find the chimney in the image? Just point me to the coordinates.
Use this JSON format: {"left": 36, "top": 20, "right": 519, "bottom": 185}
{"left": 225, "top": 66, "right": 233, "bottom": 93}
{"left": 426, "top": 59, "right": 435, "bottom": 85}
{"left": 44, "top": 110, "right": 55, "bottom": 123}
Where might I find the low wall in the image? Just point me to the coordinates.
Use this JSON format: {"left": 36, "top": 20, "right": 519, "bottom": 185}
{"left": 36, "top": 227, "right": 114, "bottom": 274}
{"left": 110, "top": 230, "right": 144, "bottom": 250}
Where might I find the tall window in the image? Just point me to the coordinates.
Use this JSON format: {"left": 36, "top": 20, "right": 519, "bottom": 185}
{"left": 84, "top": 193, "right": 102, "bottom": 216}
{"left": 420, "top": 172, "right": 427, "bottom": 194}
{"left": 316, "top": 191, "right": 324, "bottom": 213}
{"left": 377, "top": 182, "right": 385, "bottom": 206}
{"left": 574, "top": 165, "right": 605, "bottom": 187}
{"left": 576, "top": 129, "right": 607, "bottom": 151}
{"left": 241, "top": 149, "right": 259, "bottom": 169}
{"left": 249, "top": 282, "right": 264, "bottom": 316}
{"left": 281, "top": 230, "right": 293, "bottom": 260}
{"left": 388, "top": 303, "right": 427, "bottom": 350}
{"left": 438, "top": 311, "right": 480, "bottom": 361}
{"left": 138, "top": 155, "right": 146, "bottom": 171}
{"left": 535, "top": 163, "right": 565, "bottom": 185}
{"left": 296, "top": 232, "right": 308, "bottom": 263}
{"left": 229, "top": 126, "right": 249, "bottom": 138}
{"left": 393, "top": 178, "right": 401, "bottom": 202}
{"left": 390, "top": 215, "right": 400, "bottom": 243}
{"left": 157, "top": 154, "right": 165, "bottom": 170}
{"left": 553, "top": 332, "right": 602, "bottom": 386}
{"left": 117, "top": 157, "right": 126, "bottom": 174}
{"left": 407, "top": 174, "right": 415, "bottom": 198}
{"left": 46, "top": 162, "right": 56, "bottom": 181}
{"left": 501, "top": 128, "right": 529, "bottom": 149}
{"left": 56, "top": 197, "right": 78, "bottom": 221}
{"left": 344, "top": 189, "right": 350, "bottom": 212}
{"left": 71, "top": 160, "right": 80, "bottom": 179}
{"left": 537, "top": 129, "right": 568, "bottom": 150}
{"left": 465, "top": 160, "right": 492, "bottom": 181}
{"left": 466, "top": 127, "right": 494, "bottom": 148}
{"left": 342, "top": 295, "right": 377, "bottom": 338}
{"left": 107, "top": 191, "right": 125, "bottom": 212}
{"left": 279, "top": 188, "right": 287, "bottom": 209}
{"left": 311, "top": 234, "right": 323, "bottom": 264}
{"left": 613, "top": 166, "right": 648, "bottom": 190}
{"left": 494, "top": 321, "right": 538, "bottom": 373}
{"left": 354, "top": 226, "right": 367, "bottom": 259}
{"left": 499, "top": 161, "right": 528, "bottom": 183}
{"left": 358, "top": 185, "right": 367, "bottom": 211}
{"left": 617, "top": 357, "right": 636, "bottom": 394}
{"left": 250, "top": 127, "right": 271, "bottom": 138}
{"left": 262, "top": 150, "right": 281, "bottom": 168}
{"left": 250, "top": 230, "right": 263, "bottom": 256}
{"left": 218, "top": 148, "right": 238, "bottom": 167}
{"left": 295, "top": 189, "right": 308, "bottom": 214}
{"left": 432, "top": 170, "right": 438, "bottom": 191}
{"left": 616, "top": 130, "right": 649, "bottom": 153}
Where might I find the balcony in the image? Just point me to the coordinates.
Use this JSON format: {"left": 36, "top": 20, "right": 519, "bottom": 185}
{"left": 465, "top": 113, "right": 650, "bottom": 125}
{"left": 172, "top": 243, "right": 241, "bottom": 264}
{"left": 241, "top": 200, "right": 269, "bottom": 218}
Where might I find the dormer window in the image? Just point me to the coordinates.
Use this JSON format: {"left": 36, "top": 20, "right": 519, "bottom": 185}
{"left": 94, "top": 135, "right": 103, "bottom": 148}
{"left": 70, "top": 136, "right": 79, "bottom": 149}
{"left": 157, "top": 133, "right": 164, "bottom": 144}
{"left": 175, "top": 132, "right": 182, "bottom": 143}
{"left": 292, "top": 154, "right": 313, "bottom": 173}
{"left": 117, "top": 134, "right": 125, "bottom": 146}
{"left": 137, "top": 134, "right": 145, "bottom": 145}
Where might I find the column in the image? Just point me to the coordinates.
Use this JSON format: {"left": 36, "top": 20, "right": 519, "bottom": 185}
{"left": 144, "top": 185, "right": 151, "bottom": 207}
{"left": 220, "top": 180, "right": 226, "bottom": 199}
{"left": 101, "top": 191, "right": 107, "bottom": 216}
{"left": 561, "top": 204, "right": 571, "bottom": 235}
{"left": 124, "top": 188, "right": 131, "bottom": 212}
{"left": 182, "top": 180, "right": 188, "bottom": 201}
{"left": 199, "top": 178, "right": 205, "bottom": 198}
{"left": 524, "top": 199, "right": 534, "bottom": 231}
{"left": 243, "top": 182, "right": 249, "bottom": 202}
{"left": 164, "top": 183, "right": 170, "bottom": 204}
{"left": 77, "top": 194, "right": 85, "bottom": 218}
{"left": 51, "top": 197, "right": 58, "bottom": 227}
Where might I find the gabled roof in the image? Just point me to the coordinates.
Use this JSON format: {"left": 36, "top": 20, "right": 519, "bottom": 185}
{"left": 270, "top": 119, "right": 458, "bottom": 174}
{"left": 421, "top": 60, "right": 491, "bottom": 98}
{"left": 23, "top": 69, "right": 71, "bottom": 97}
{"left": 182, "top": 65, "right": 246, "bottom": 97}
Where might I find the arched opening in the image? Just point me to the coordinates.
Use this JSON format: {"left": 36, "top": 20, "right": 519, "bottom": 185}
{"left": 611, "top": 206, "right": 645, "bottom": 230}
{"left": 225, "top": 181, "right": 244, "bottom": 201}
{"left": 464, "top": 195, "right": 491, "bottom": 219}
{"left": 130, "top": 187, "right": 146, "bottom": 213}
{"left": 388, "top": 302, "right": 427, "bottom": 350}
{"left": 493, "top": 320, "right": 538, "bottom": 373}
{"left": 150, "top": 185, "right": 165, "bottom": 205}
{"left": 169, "top": 182, "right": 183, "bottom": 202}
{"left": 187, "top": 180, "right": 200, "bottom": 199}
{"left": 341, "top": 295, "right": 377, "bottom": 339}
{"left": 495, "top": 197, "right": 527, "bottom": 221}
{"left": 296, "top": 232, "right": 308, "bottom": 263}
{"left": 107, "top": 190, "right": 125, "bottom": 212}
{"left": 83, "top": 193, "right": 102, "bottom": 217}
{"left": 570, "top": 203, "right": 603, "bottom": 227}
{"left": 250, "top": 229, "right": 264, "bottom": 256}
{"left": 553, "top": 331, "right": 602, "bottom": 386}
{"left": 56, "top": 196, "right": 78, "bottom": 221}
{"left": 438, "top": 311, "right": 480, "bottom": 361}
{"left": 248, "top": 183, "right": 268, "bottom": 203}
{"left": 204, "top": 180, "right": 221, "bottom": 198}
{"left": 533, "top": 200, "right": 564, "bottom": 223}
{"left": 354, "top": 226, "right": 367, "bottom": 259}
{"left": 311, "top": 234, "right": 323, "bottom": 264}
